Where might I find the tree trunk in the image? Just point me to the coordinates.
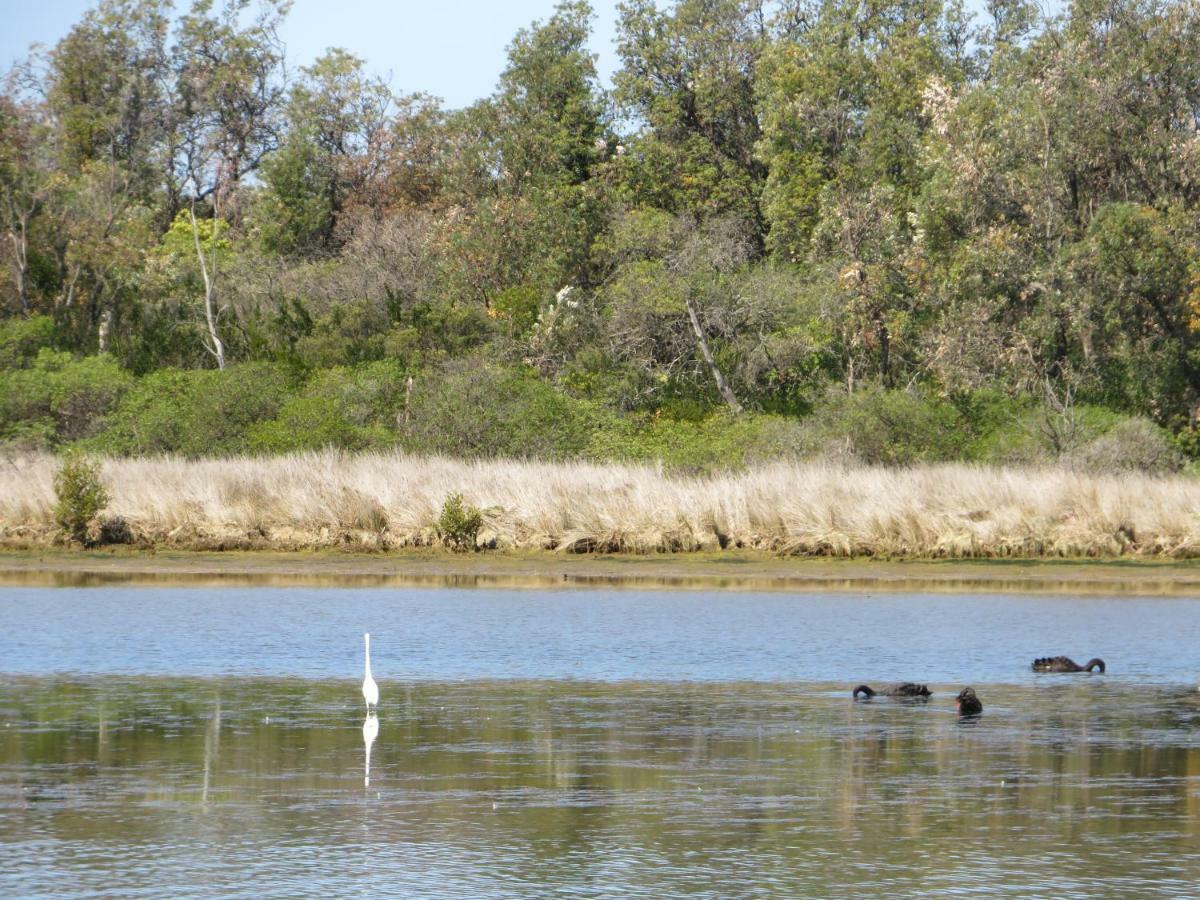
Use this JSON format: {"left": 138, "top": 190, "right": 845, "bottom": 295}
{"left": 6, "top": 214, "right": 29, "bottom": 314}
{"left": 97, "top": 309, "right": 112, "bottom": 354}
{"left": 875, "top": 311, "right": 892, "bottom": 388}
{"left": 685, "top": 296, "right": 742, "bottom": 414}
{"left": 189, "top": 203, "right": 226, "bottom": 369}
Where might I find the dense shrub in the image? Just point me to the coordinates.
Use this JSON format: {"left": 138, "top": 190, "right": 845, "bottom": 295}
{"left": 247, "top": 361, "right": 409, "bottom": 452}
{"left": 249, "top": 394, "right": 385, "bottom": 452}
{"left": 0, "top": 350, "right": 133, "bottom": 446}
{"left": 292, "top": 298, "right": 394, "bottom": 368}
{"left": 589, "top": 412, "right": 805, "bottom": 473}
{"left": 53, "top": 451, "right": 109, "bottom": 543}
{"left": 973, "top": 402, "right": 1123, "bottom": 466}
{"left": 437, "top": 492, "right": 484, "bottom": 550}
{"left": 87, "top": 363, "right": 294, "bottom": 456}
{"left": 0, "top": 315, "right": 55, "bottom": 368}
{"left": 794, "top": 389, "right": 971, "bottom": 465}
{"left": 401, "top": 359, "right": 617, "bottom": 459}
{"left": 1074, "top": 417, "right": 1185, "bottom": 474}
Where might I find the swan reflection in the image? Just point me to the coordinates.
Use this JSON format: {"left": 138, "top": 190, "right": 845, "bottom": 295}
{"left": 363, "top": 713, "right": 379, "bottom": 786}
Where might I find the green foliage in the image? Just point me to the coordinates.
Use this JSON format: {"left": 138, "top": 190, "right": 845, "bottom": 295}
{"left": 0, "top": 316, "right": 56, "bottom": 368}
{"left": 437, "top": 492, "right": 484, "bottom": 551}
{"left": 87, "top": 363, "right": 294, "bottom": 457}
{"left": 0, "top": 349, "right": 132, "bottom": 446}
{"left": 253, "top": 133, "right": 335, "bottom": 254}
{"left": 1062, "top": 203, "right": 1196, "bottom": 412}
{"left": 796, "top": 390, "right": 972, "bottom": 466}
{"left": 248, "top": 361, "right": 409, "bottom": 452}
{"left": 588, "top": 411, "right": 805, "bottom": 474}
{"left": 401, "top": 359, "right": 617, "bottom": 459}
{"left": 613, "top": 0, "right": 764, "bottom": 226}
{"left": 5, "top": 0, "right": 1200, "bottom": 472}
{"left": 492, "top": 284, "right": 542, "bottom": 336}
{"left": 52, "top": 450, "right": 109, "bottom": 543}
{"left": 159, "top": 209, "right": 232, "bottom": 262}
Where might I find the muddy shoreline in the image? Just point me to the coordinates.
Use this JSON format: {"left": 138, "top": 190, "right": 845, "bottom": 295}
{"left": 2, "top": 548, "right": 1199, "bottom": 596}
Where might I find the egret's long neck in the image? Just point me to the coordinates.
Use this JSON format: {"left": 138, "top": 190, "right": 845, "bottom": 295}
{"left": 364, "top": 635, "right": 372, "bottom": 677}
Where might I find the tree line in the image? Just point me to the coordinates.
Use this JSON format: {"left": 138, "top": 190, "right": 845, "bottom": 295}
{"left": 3, "top": 0, "right": 1200, "bottom": 469}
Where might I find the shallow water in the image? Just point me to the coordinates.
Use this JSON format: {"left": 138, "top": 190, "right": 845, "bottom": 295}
{"left": 0, "top": 586, "right": 1196, "bottom": 682}
{"left": 2, "top": 588, "right": 1200, "bottom": 897}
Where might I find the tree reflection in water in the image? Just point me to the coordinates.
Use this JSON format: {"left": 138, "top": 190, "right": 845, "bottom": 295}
{"left": 2, "top": 677, "right": 1200, "bottom": 896}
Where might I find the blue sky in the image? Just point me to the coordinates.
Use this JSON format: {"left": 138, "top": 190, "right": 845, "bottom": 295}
{"left": 1, "top": 0, "right": 623, "bottom": 109}
{"left": 2, "top": 1, "right": 1057, "bottom": 109}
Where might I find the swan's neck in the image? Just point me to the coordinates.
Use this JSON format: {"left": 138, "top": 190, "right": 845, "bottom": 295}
{"left": 364, "top": 635, "right": 372, "bottom": 677}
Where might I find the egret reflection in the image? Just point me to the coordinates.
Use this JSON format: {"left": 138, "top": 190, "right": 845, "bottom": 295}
{"left": 363, "top": 713, "right": 379, "bottom": 786}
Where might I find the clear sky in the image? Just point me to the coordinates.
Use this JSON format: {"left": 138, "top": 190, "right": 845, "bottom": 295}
{"left": 2, "top": 0, "right": 1059, "bottom": 109}
{"left": 0, "top": 0, "right": 623, "bottom": 109}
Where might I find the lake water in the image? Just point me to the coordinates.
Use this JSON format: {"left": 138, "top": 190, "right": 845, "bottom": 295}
{"left": 2, "top": 587, "right": 1200, "bottom": 897}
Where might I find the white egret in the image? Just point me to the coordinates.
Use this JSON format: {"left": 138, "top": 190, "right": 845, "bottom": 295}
{"left": 362, "top": 632, "right": 379, "bottom": 712}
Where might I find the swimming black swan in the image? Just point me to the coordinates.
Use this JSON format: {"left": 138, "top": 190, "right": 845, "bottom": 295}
{"left": 853, "top": 683, "right": 932, "bottom": 700}
{"left": 1031, "top": 656, "right": 1105, "bottom": 673}
{"left": 955, "top": 687, "right": 983, "bottom": 715}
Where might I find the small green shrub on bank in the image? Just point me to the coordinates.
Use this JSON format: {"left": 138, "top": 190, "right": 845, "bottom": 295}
{"left": 53, "top": 451, "right": 109, "bottom": 543}
{"left": 437, "top": 493, "right": 483, "bottom": 551}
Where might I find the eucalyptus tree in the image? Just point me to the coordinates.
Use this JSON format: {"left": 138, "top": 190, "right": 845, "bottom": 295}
{"left": 437, "top": 1, "right": 610, "bottom": 314}
{"left": 756, "top": 0, "right": 963, "bottom": 388}
{"left": 45, "top": 0, "right": 174, "bottom": 204}
{"left": 914, "top": 0, "right": 1200, "bottom": 412}
{"left": 256, "top": 48, "right": 411, "bottom": 253}
{"left": 171, "top": 0, "right": 289, "bottom": 368}
{"left": 614, "top": 0, "right": 770, "bottom": 239}
{"left": 0, "top": 93, "right": 55, "bottom": 314}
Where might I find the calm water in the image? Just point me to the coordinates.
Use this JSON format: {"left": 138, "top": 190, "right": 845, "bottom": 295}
{"left": 2, "top": 587, "right": 1200, "bottom": 897}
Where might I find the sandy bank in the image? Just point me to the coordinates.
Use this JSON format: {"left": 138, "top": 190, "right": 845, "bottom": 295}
{"left": 2, "top": 549, "right": 1199, "bottom": 596}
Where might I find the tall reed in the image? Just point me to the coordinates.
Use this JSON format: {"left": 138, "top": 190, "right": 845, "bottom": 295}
{"left": 1, "top": 450, "right": 1197, "bottom": 557}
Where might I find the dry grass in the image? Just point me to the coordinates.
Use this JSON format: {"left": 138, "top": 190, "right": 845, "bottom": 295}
{"left": 0, "top": 450, "right": 1198, "bottom": 557}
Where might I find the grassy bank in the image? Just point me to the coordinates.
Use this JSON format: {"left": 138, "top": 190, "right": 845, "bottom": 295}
{"left": 2, "top": 451, "right": 1199, "bottom": 558}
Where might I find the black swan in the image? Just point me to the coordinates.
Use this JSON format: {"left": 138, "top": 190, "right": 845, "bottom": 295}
{"left": 853, "top": 683, "right": 932, "bottom": 700}
{"left": 955, "top": 687, "right": 983, "bottom": 715}
{"left": 1031, "top": 656, "right": 1105, "bottom": 673}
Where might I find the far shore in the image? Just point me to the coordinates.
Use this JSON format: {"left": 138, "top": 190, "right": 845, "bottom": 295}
{"left": 3, "top": 548, "right": 1200, "bottom": 597}
{"left": 5, "top": 452, "right": 1200, "bottom": 561}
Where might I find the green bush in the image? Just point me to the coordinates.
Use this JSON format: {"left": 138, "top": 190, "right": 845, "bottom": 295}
{"left": 0, "top": 350, "right": 133, "bottom": 446}
{"left": 248, "top": 361, "right": 410, "bottom": 453}
{"left": 401, "top": 359, "right": 617, "bottom": 459}
{"left": 437, "top": 493, "right": 483, "bottom": 551}
{"left": 795, "top": 389, "right": 970, "bottom": 465}
{"left": 49, "top": 354, "right": 136, "bottom": 441}
{"left": 53, "top": 451, "right": 109, "bottom": 543}
{"left": 0, "top": 315, "right": 56, "bottom": 368}
{"left": 292, "top": 298, "right": 393, "bottom": 368}
{"left": 588, "top": 411, "right": 805, "bottom": 473}
{"left": 87, "top": 363, "right": 294, "bottom": 456}
{"left": 0, "top": 365, "right": 54, "bottom": 443}
{"left": 1074, "top": 417, "right": 1184, "bottom": 474}
{"left": 492, "top": 284, "right": 542, "bottom": 336}
{"left": 973, "top": 402, "right": 1123, "bottom": 466}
